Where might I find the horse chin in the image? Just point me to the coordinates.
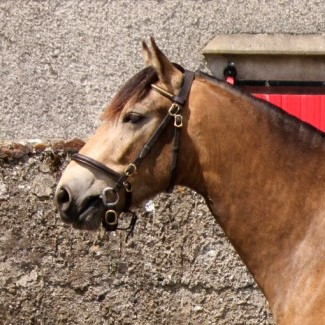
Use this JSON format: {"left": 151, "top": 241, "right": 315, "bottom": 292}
{"left": 72, "top": 197, "right": 105, "bottom": 231}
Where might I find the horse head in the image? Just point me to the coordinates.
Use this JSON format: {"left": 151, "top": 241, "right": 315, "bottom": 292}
{"left": 55, "top": 38, "right": 196, "bottom": 231}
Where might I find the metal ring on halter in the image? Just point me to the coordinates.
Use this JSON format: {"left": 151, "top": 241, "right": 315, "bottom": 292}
{"left": 125, "top": 163, "right": 137, "bottom": 176}
{"left": 104, "top": 210, "right": 118, "bottom": 226}
{"left": 101, "top": 187, "right": 120, "bottom": 207}
{"left": 168, "top": 103, "right": 181, "bottom": 116}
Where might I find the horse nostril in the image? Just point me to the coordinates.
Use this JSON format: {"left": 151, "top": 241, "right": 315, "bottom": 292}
{"left": 56, "top": 187, "right": 72, "bottom": 212}
{"left": 55, "top": 186, "right": 79, "bottom": 222}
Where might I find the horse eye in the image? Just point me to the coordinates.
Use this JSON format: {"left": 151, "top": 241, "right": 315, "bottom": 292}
{"left": 123, "top": 112, "right": 144, "bottom": 124}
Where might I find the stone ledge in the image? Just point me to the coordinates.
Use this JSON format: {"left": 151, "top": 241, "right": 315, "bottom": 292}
{"left": 203, "top": 34, "right": 325, "bottom": 56}
{"left": 0, "top": 139, "right": 84, "bottom": 161}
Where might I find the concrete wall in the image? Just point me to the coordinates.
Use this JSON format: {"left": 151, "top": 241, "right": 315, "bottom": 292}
{"left": 0, "top": 0, "right": 324, "bottom": 324}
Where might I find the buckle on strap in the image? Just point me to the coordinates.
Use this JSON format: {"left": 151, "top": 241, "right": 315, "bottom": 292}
{"left": 124, "top": 163, "right": 137, "bottom": 176}
{"left": 104, "top": 210, "right": 118, "bottom": 226}
{"left": 174, "top": 115, "right": 183, "bottom": 128}
{"left": 101, "top": 187, "right": 119, "bottom": 207}
{"left": 169, "top": 103, "right": 181, "bottom": 116}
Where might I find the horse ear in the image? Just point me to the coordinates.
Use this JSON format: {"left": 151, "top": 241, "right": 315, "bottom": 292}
{"left": 142, "top": 37, "right": 183, "bottom": 90}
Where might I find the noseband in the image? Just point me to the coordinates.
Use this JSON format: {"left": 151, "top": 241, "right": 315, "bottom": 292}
{"left": 71, "top": 67, "right": 195, "bottom": 234}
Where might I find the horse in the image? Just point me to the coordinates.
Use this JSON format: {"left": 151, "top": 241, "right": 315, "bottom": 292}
{"left": 55, "top": 37, "right": 325, "bottom": 324}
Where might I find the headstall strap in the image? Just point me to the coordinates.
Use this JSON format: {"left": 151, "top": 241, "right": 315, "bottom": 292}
{"left": 71, "top": 65, "right": 195, "bottom": 237}
{"left": 152, "top": 68, "right": 195, "bottom": 192}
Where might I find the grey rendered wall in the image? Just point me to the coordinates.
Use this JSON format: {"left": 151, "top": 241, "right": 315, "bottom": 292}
{"left": 1, "top": 0, "right": 324, "bottom": 139}
{"left": 0, "top": 1, "right": 324, "bottom": 324}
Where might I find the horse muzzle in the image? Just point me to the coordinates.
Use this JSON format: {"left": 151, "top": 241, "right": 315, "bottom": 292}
{"left": 55, "top": 185, "right": 104, "bottom": 230}
{"left": 55, "top": 181, "right": 134, "bottom": 233}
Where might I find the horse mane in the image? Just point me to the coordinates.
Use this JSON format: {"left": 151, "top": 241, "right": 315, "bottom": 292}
{"left": 196, "top": 70, "right": 325, "bottom": 149}
{"left": 102, "top": 66, "right": 158, "bottom": 120}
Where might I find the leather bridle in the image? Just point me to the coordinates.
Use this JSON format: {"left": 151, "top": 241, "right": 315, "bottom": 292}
{"left": 71, "top": 66, "right": 195, "bottom": 235}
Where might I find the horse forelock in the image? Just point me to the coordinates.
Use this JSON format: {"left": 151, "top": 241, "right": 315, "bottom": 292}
{"left": 102, "top": 67, "right": 158, "bottom": 120}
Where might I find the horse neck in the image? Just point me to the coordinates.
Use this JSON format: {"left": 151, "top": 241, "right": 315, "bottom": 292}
{"left": 182, "top": 77, "right": 325, "bottom": 319}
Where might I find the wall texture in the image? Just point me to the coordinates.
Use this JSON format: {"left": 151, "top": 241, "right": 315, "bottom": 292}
{"left": 0, "top": 141, "right": 273, "bottom": 324}
{"left": 0, "top": 0, "right": 324, "bottom": 324}
{"left": 1, "top": 0, "right": 324, "bottom": 139}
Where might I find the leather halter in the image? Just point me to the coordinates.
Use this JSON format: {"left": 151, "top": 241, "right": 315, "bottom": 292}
{"left": 71, "top": 66, "right": 195, "bottom": 233}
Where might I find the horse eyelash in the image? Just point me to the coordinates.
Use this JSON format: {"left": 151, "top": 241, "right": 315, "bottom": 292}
{"left": 123, "top": 112, "right": 144, "bottom": 124}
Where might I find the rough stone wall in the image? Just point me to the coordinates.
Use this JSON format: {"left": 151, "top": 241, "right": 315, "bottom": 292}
{"left": 0, "top": 141, "right": 274, "bottom": 324}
